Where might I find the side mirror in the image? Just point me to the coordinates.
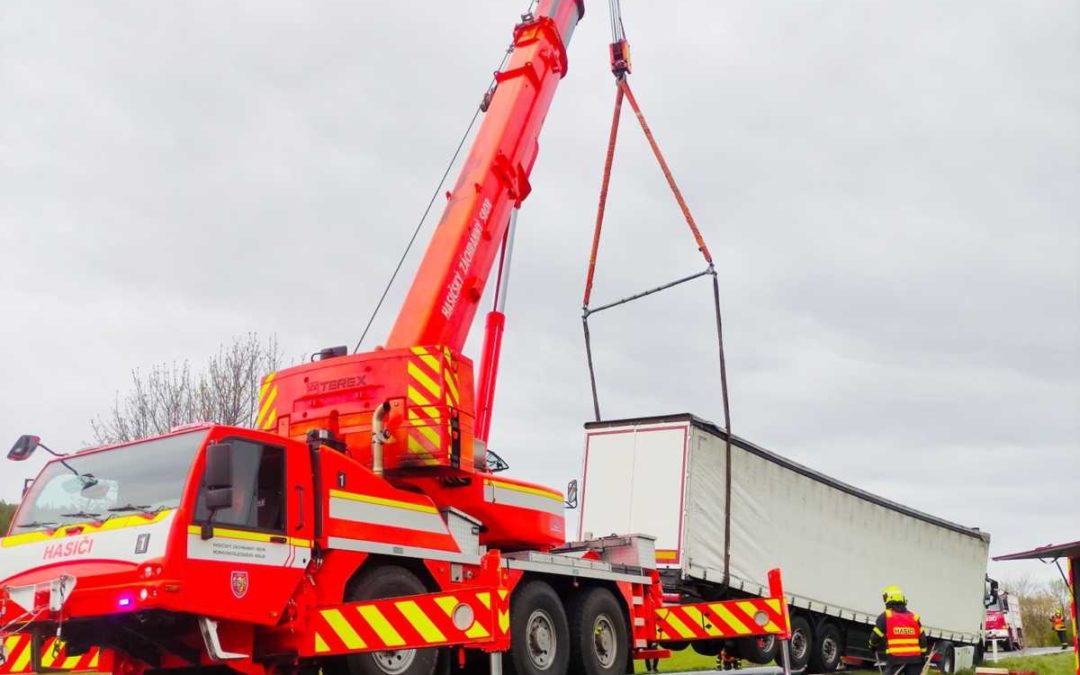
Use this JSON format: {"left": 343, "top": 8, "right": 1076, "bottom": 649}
{"left": 8, "top": 435, "right": 41, "bottom": 461}
{"left": 204, "top": 442, "right": 234, "bottom": 511}
{"left": 564, "top": 479, "right": 579, "bottom": 509}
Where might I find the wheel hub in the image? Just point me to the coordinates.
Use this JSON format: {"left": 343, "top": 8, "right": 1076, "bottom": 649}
{"left": 527, "top": 608, "right": 557, "bottom": 670}
{"left": 372, "top": 648, "right": 416, "bottom": 675}
{"left": 593, "top": 614, "right": 617, "bottom": 668}
{"left": 823, "top": 636, "right": 838, "bottom": 662}
{"left": 792, "top": 631, "right": 808, "bottom": 660}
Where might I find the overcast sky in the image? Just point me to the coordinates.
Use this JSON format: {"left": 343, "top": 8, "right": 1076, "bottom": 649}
{"left": 2, "top": 1, "right": 1076, "bottom": 589}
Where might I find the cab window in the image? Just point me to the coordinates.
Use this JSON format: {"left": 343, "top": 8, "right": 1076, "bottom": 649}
{"left": 195, "top": 439, "right": 285, "bottom": 532}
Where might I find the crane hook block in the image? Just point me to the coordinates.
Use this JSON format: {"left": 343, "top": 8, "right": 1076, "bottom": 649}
{"left": 610, "top": 39, "right": 631, "bottom": 76}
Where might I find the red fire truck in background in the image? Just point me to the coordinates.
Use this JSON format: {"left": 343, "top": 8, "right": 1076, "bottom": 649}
{"left": 0, "top": 3, "right": 790, "bottom": 675}
{"left": 984, "top": 579, "right": 1024, "bottom": 652}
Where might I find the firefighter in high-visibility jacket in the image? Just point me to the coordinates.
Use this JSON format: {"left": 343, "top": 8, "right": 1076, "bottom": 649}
{"left": 869, "top": 586, "right": 928, "bottom": 675}
{"left": 1052, "top": 610, "right": 1069, "bottom": 649}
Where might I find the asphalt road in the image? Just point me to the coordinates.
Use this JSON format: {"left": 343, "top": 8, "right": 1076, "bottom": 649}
{"left": 987, "top": 644, "right": 1069, "bottom": 660}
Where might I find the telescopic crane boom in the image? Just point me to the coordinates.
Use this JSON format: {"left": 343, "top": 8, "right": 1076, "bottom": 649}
{"left": 257, "top": 0, "right": 585, "bottom": 551}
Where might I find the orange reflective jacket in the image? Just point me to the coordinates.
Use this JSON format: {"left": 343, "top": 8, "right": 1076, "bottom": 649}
{"left": 885, "top": 609, "right": 923, "bottom": 658}
{"left": 1053, "top": 615, "right": 1066, "bottom": 631}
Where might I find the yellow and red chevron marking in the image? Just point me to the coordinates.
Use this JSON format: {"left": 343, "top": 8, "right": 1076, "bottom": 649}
{"left": 403, "top": 346, "right": 459, "bottom": 467}
{"left": 655, "top": 598, "right": 789, "bottom": 642}
{"left": 312, "top": 587, "right": 507, "bottom": 656}
{"left": 256, "top": 371, "right": 279, "bottom": 431}
{"left": 0, "top": 635, "right": 110, "bottom": 674}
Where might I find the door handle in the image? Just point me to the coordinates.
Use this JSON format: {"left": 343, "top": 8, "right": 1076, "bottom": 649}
{"left": 296, "top": 485, "right": 305, "bottom": 532}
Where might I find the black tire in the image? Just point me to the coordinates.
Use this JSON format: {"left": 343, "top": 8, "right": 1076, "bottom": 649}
{"left": 664, "top": 641, "right": 690, "bottom": 652}
{"left": 344, "top": 566, "right": 439, "bottom": 675}
{"left": 808, "top": 623, "right": 841, "bottom": 673}
{"left": 567, "top": 587, "right": 629, "bottom": 675}
{"left": 737, "top": 635, "right": 779, "bottom": 665}
{"left": 691, "top": 639, "right": 725, "bottom": 657}
{"left": 504, "top": 580, "right": 571, "bottom": 675}
{"left": 786, "top": 616, "right": 813, "bottom": 672}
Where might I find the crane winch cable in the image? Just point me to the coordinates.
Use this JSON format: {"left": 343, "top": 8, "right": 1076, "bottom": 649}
{"left": 582, "top": 0, "right": 736, "bottom": 587}
{"left": 353, "top": 1, "right": 540, "bottom": 353}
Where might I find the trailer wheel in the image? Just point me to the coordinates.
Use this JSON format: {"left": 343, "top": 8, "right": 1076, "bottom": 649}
{"left": 505, "top": 580, "right": 570, "bottom": 675}
{"left": 345, "top": 566, "right": 439, "bottom": 675}
{"left": 786, "top": 616, "right": 812, "bottom": 672}
{"left": 807, "top": 623, "right": 841, "bottom": 673}
{"left": 737, "top": 635, "right": 778, "bottom": 665}
{"left": 567, "top": 587, "right": 629, "bottom": 675}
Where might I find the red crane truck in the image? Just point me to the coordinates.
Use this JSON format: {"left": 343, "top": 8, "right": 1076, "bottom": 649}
{"left": 0, "top": 4, "right": 790, "bottom": 675}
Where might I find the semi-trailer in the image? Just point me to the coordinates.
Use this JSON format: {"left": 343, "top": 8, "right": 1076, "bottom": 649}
{"left": 579, "top": 414, "right": 991, "bottom": 672}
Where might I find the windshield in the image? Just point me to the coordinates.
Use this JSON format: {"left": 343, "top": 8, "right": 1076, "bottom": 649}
{"left": 13, "top": 430, "right": 209, "bottom": 532}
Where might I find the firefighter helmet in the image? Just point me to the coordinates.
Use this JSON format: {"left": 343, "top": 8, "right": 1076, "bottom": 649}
{"left": 882, "top": 585, "right": 906, "bottom": 605}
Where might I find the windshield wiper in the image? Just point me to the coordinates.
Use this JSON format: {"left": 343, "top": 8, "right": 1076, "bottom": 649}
{"left": 107, "top": 504, "right": 153, "bottom": 514}
{"left": 59, "top": 511, "right": 102, "bottom": 521}
{"left": 16, "top": 520, "right": 58, "bottom": 529}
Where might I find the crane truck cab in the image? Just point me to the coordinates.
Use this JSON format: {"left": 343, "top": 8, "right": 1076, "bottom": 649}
{"left": 1, "top": 426, "right": 318, "bottom": 649}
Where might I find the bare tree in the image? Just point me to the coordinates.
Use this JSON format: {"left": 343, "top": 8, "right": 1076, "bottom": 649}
{"left": 91, "top": 333, "right": 282, "bottom": 444}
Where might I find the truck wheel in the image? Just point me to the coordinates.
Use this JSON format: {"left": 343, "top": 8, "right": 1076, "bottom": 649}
{"left": 786, "top": 616, "right": 812, "bottom": 672}
{"left": 737, "top": 635, "right": 778, "bottom": 665}
{"left": 567, "top": 587, "right": 629, "bottom": 675}
{"left": 504, "top": 580, "right": 570, "bottom": 675}
{"left": 345, "top": 566, "right": 439, "bottom": 675}
{"left": 807, "top": 623, "right": 841, "bottom": 673}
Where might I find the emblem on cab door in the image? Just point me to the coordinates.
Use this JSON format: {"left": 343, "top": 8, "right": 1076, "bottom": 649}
{"left": 231, "top": 571, "right": 249, "bottom": 599}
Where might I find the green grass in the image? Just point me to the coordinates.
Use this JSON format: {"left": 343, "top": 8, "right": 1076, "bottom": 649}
{"left": 963, "top": 651, "right": 1075, "bottom": 675}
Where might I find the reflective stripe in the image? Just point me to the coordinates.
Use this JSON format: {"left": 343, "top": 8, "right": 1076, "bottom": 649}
{"left": 324, "top": 609, "right": 366, "bottom": 650}
{"left": 329, "top": 495, "right": 447, "bottom": 534}
{"left": 397, "top": 600, "right": 447, "bottom": 643}
{"left": 185, "top": 525, "right": 310, "bottom": 547}
{"left": 329, "top": 490, "right": 438, "bottom": 514}
{"left": 884, "top": 609, "right": 922, "bottom": 658}
{"left": 484, "top": 479, "right": 563, "bottom": 516}
{"left": 357, "top": 606, "right": 406, "bottom": 647}
{"left": 328, "top": 536, "right": 479, "bottom": 565}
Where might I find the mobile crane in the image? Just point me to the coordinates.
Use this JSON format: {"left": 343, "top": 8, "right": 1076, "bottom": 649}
{"left": 0, "top": 3, "right": 791, "bottom": 675}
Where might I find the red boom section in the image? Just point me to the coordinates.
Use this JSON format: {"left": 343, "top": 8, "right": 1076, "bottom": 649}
{"left": 385, "top": 0, "right": 583, "bottom": 353}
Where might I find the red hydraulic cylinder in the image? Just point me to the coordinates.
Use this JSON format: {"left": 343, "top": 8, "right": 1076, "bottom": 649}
{"left": 474, "top": 310, "right": 505, "bottom": 443}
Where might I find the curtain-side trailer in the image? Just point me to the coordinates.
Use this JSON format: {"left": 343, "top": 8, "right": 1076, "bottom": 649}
{"left": 579, "top": 414, "right": 990, "bottom": 672}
